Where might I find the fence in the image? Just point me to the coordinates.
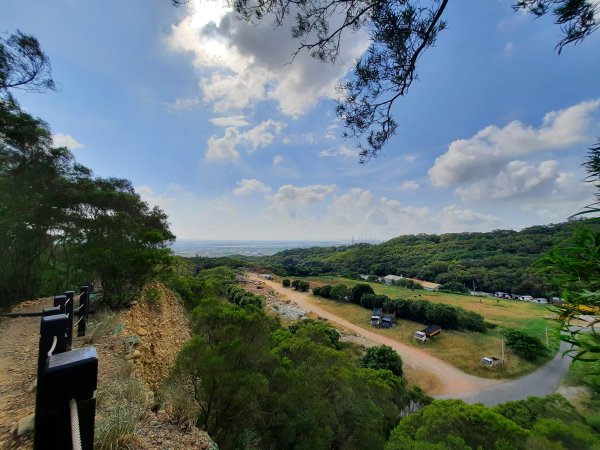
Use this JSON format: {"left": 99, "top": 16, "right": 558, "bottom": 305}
{"left": 33, "top": 283, "right": 98, "bottom": 450}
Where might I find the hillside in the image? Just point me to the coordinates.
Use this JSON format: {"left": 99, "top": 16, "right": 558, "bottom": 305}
{"left": 192, "top": 220, "right": 600, "bottom": 296}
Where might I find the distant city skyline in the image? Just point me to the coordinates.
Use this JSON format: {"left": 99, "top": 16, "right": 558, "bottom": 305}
{"left": 3, "top": 0, "right": 599, "bottom": 240}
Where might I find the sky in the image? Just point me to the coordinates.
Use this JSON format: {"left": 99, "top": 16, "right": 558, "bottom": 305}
{"left": 3, "top": 0, "right": 600, "bottom": 241}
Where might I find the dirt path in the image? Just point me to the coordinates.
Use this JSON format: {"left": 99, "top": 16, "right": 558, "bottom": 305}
{"left": 0, "top": 298, "right": 52, "bottom": 450}
{"left": 249, "top": 274, "right": 497, "bottom": 396}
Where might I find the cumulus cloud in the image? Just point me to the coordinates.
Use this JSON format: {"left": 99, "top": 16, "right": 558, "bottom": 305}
{"left": 401, "top": 180, "right": 420, "bottom": 190}
{"left": 205, "top": 119, "right": 286, "bottom": 161}
{"left": 233, "top": 178, "right": 272, "bottom": 195}
{"left": 273, "top": 154, "right": 284, "bottom": 165}
{"left": 168, "top": 0, "right": 369, "bottom": 117}
{"left": 319, "top": 145, "right": 356, "bottom": 158}
{"left": 210, "top": 115, "right": 250, "bottom": 127}
{"left": 429, "top": 99, "right": 600, "bottom": 188}
{"left": 52, "top": 133, "right": 84, "bottom": 150}
{"left": 268, "top": 183, "right": 336, "bottom": 218}
{"left": 438, "top": 205, "right": 498, "bottom": 232}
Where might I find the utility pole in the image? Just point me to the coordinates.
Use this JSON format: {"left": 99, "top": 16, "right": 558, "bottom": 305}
{"left": 501, "top": 339, "right": 505, "bottom": 363}
{"left": 545, "top": 327, "right": 549, "bottom": 347}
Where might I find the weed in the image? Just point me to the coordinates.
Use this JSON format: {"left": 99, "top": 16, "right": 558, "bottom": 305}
{"left": 85, "top": 311, "right": 122, "bottom": 345}
{"left": 94, "top": 371, "right": 147, "bottom": 450}
{"left": 159, "top": 378, "right": 198, "bottom": 429}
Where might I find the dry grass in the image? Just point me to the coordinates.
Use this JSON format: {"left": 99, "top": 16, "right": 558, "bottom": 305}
{"left": 85, "top": 310, "right": 122, "bottom": 345}
{"left": 94, "top": 362, "right": 148, "bottom": 450}
{"left": 302, "top": 281, "right": 558, "bottom": 379}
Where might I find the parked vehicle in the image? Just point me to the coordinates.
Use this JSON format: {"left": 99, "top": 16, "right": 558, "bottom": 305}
{"left": 414, "top": 325, "right": 441, "bottom": 342}
{"left": 481, "top": 356, "right": 503, "bottom": 368}
{"left": 371, "top": 308, "right": 382, "bottom": 326}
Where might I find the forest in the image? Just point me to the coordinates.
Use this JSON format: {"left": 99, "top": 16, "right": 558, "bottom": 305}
{"left": 191, "top": 220, "right": 600, "bottom": 297}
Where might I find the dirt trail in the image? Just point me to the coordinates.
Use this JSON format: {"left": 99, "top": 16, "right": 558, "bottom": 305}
{"left": 0, "top": 298, "right": 52, "bottom": 450}
{"left": 249, "top": 274, "right": 497, "bottom": 396}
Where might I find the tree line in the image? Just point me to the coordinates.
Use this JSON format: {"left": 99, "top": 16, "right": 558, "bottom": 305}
{"left": 0, "top": 31, "right": 174, "bottom": 309}
{"left": 190, "top": 220, "right": 599, "bottom": 298}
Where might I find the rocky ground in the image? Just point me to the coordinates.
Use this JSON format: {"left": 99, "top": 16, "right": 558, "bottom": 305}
{"left": 241, "top": 277, "right": 307, "bottom": 321}
{"left": 0, "top": 283, "right": 216, "bottom": 450}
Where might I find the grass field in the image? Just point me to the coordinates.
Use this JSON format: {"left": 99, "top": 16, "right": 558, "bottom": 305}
{"left": 283, "top": 275, "right": 560, "bottom": 378}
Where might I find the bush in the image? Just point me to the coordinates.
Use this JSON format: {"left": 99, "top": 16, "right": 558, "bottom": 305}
{"left": 350, "top": 283, "right": 375, "bottom": 304}
{"left": 330, "top": 284, "right": 350, "bottom": 300}
{"left": 360, "top": 294, "right": 389, "bottom": 309}
{"left": 362, "top": 345, "right": 403, "bottom": 376}
{"left": 505, "top": 330, "right": 547, "bottom": 360}
{"left": 282, "top": 279, "right": 291, "bottom": 287}
{"left": 438, "top": 281, "right": 470, "bottom": 295}
{"left": 393, "top": 278, "right": 424, "bottom": 290}
{"left": 297, "top": 281, "right": 310, "bottom": 292}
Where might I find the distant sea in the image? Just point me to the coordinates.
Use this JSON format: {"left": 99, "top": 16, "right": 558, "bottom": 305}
{"left": 170, "top": 239, "right": 353, "bottom": 257}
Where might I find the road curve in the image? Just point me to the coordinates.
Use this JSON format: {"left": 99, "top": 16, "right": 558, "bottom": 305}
{"left": 249, "top": 273, "right": 496, "bottom": 396}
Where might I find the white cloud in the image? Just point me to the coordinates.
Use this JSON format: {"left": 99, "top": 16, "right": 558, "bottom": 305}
{"left": 503, "top": 42, "right": 513, "bottom": 57}
{"left": 52, "top": 133, "right": 84, "bottom": 150}
{"left": 205, "top": 119, "right": 286, "bottom": 161}
{"left": 210, "top": 115, "right": 250, "bottom": 127}
{"left": 282, "top": 138, "right": 291, "bottom": 145}
{"left": 324, "top": 123, "right": 338, "bottom": 139}
{"left": 319, "top": 145, "right": 356, "bottom": 158}
{"left": 401, "top": 180, "right": 420, "bottom": 190}
{"left": 268, "top": 183, "right": 336, "bottom": 218}
{"left": 164, "top": 97, "right": 201, "bottom": 112}
{"left": 168, "top": 0, "right": 369, "bottom": 117}
{"left": 438, "top": 205, "right": 499, "bottom": 232}
{"left": 404, "top": 155, "right": 416, "bottom": 163}
{"left": 233, "top": 178, "right": 272, "bottom": 195}
{"left": 429, "top": 99, "right": 600, "bottom": 188}
{"left": 273, "top": 154, "right": 284, "bottom": 165}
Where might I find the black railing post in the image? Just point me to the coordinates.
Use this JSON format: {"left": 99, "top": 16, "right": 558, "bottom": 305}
{"left": 34, "top": 314, "right": 69, "bottom": 450}
{"left": 77, "top": 286, "right": 89, "bottom": 337}
{"left": 65, "top": 291, "right": 75, "bottom": 350}
{"left": 35, "top": 347, "right": 98, "bottom": 450}
{"left": 54, "top": 295, "right": 66, "bottom": 313}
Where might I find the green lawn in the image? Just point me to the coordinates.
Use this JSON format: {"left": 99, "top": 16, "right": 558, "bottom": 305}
{"left": 283, "top": 275, "right": 560, "bottom": 378}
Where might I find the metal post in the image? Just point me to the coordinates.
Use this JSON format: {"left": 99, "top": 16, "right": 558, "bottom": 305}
{"left": 34, "top": 314, "right": 69, "bottom": 450}
{"left": 54, "top": 295, "right": 66, "bottom": 313}
{"left": 78, "top": 286, "right": 89, "bottom": 337}
{"left": 65, "top": 291, "right": 75, "bottom": 350}
{"left": 35, "top": 347, "right": 98, "bottom": 450}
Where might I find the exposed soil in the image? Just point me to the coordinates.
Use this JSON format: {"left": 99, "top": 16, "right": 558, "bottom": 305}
{"left": 247, "top": 272, "right": 497, "bottom": 396}
{"left": 0, "top": 284, "right": 215, "bottom": 450}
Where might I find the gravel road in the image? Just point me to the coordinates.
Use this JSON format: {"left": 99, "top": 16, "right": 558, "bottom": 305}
{"left": 250, "top": 273, "right": 574, "bottom": 403}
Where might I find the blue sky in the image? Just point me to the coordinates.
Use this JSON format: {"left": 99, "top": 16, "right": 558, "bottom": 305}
{"left": 3, "top": 0, "right": 600, "bottom": 240}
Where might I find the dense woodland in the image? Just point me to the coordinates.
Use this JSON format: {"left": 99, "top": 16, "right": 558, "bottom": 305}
{"left": 163, "top": 265, "right": 600, "bottom": 450}
{"left": 192, "top": 220, "right": 600, "bottom": 297}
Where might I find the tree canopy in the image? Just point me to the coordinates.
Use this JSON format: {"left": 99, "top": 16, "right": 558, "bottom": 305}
{"left": 222, "top": 0, "right": 599, "bottom": 159}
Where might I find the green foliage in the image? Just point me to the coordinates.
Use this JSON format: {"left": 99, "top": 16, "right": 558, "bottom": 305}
{"left": 314, "top": 287, "right": 486, "bottom": 332}
{"left": 226, "top": 285, "right": 264, "bottom": 308}
{"left": 386, "top": 399, "right": 530, "bottom": 450}
{"left": 494, "top": 394, "right": 584, "bottom": 430}
{"left": 297, "top": 280, "right": 310, "bottom": 291}
{"left": 240, "top": 223, "right": 589, "bottom": 298}
{"left": 288, "top": 318, "right": 341, "bottom": 349}
{"left": 531, "top": 418, "right": 600, "bottom": 449}
{"left": 392, "top": 278, "right": 424, "bottom": 290}
{"left": 173, "top": 268, "right": 430, "bottom": 450}
{"left": 329, "top": 283, "right": 350, "bottom": 300}
{"left": 362, "top": 345, "right": 403, "bottom": 377}
{"left": 504, "top": 330, "right": 547, "bottom": 361}
{"left": 0, "top": 96, "right": 175, "bottom": 308}
{"left": 350, "top": 283, "right": 375, "bottom": 304}
{"left": 282, "top": 278, "right": 290, "bottom": 287}
{"left": 438, "top": 281, "right": 470, "bottom": 295}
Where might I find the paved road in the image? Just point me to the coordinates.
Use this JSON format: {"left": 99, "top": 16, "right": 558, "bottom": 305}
{"left": 436, "top": 341, "right": 573, "bottom": 406}
{"left": 250, "top": 273, "right": 575, "bottom": 404}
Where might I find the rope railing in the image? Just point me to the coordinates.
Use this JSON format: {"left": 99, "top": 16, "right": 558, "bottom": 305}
{"left": 70, "top": 399, "right": 83, "bottom": 450}
{"left": 47, "top": 336, "right": 58, "bottom": 357}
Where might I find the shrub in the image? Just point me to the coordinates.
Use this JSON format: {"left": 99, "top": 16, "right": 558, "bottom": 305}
{"left": 362, "top": 345, "right": 403, "bottom": 376}
{"left": 505, "top": 330, "right": 547, "bottom": 360}
{"left": 297, "top": 281, "right": 310, "bottom": 292}
{"left": 438, "top": 281, "right": 470, "bottom": 294}
{"left": 282, "top": 279, "right": 291, "bottom": 287}
{"left": 330, "top": 284, "right": 350, "bottom": 300}
{"left": 350, "top": 283, "right": 375, "bottom": 304}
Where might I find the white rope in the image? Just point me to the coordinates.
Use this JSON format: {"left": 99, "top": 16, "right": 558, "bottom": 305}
{"left": 47, "top": 336, "right": 58, "bottom": 357}
{"left": 69, "top": 398, "right": 83, "bottom": 450}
